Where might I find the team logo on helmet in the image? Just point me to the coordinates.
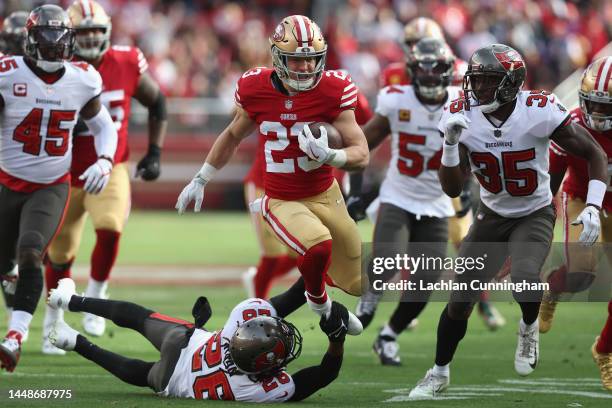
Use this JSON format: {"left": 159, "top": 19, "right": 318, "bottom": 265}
{"left": 272, "top": 23, "right": 285, "bottom": 42}
{"left": 493, "top": 49, "right": 524, "bottom": 72}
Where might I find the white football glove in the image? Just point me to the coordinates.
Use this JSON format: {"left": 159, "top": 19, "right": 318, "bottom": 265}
{"left": 79, "top": 158, "right": 112, "bottom": 194}
{"left": 571, "top": 205, "right": 601, "bottom": 246}
{"left": 175, "top": 176, "right": 206, "bottom": 214}
{"left": 298, "top": 124, "right": 333, "bottom": 163}
{"left": 444, "top": 114, "right": 471, "bottom": 145}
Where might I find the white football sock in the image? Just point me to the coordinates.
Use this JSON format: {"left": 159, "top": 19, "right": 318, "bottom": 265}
{"left": 85, "top": 278, "right": 108, "bottom": 299}
{"left": 9, "top": 310, "right": 32, "bottom": 337}
{"left": 306, "top": 293, "right": 332, "bottom": 318}
{"left": 43, "top": 304, "right": 64, "bottom": 328}
{"left": 380, "top": 324, "right": 398, "bottom": 339}
{"left": 520, "top": 318, "right": 538, "bottom": 331}
{"left": 433, "top": 363, "right": 450, "bottom": 377}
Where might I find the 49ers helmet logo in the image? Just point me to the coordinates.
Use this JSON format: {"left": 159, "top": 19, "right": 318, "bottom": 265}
{"left": 272, "top": 23, "right": 285, "bottom": 42}
{"left": 494, "top": 50, "right": 524, "bottom": 71}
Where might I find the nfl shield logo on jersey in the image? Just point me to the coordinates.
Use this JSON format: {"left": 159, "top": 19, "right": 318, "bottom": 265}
{"left": 285, "top": 99, "right": 293, "bottom": 110}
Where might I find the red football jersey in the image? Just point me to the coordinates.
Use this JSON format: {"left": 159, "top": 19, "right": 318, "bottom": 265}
{"left": 549, "top": 107, "right": 612, "bottom": 211}
{"left": 380, "top": 59, "right": 467, "bottom": 88}
{"left": 70, "top": 45, "right": 148, "bottom": 186}
{"left": 236, "top": 68, "right": 358, "bottom": 200}
{"left": 244, "top": 84, "right": 372, "bottom": 188}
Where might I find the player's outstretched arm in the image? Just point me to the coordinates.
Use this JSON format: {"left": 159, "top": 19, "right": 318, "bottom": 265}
{"left": 175, "top": 106, "right": 255, "bottom": 213}
{"left": 331, "top": 109, "right": 370, "bottom": 171}
{"left": 79, "top": 97, "right": 119, "bottom": 194}
{"left": 289, "top": 301, "right": 347, "bottom": 402}
{"left": 133, "top": 72, "right": 168, "bottom": 181}
{"left": 551, "top": 121, "right": 608, "bottom": 245}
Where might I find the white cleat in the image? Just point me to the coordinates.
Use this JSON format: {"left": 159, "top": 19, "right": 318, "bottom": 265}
{"left": 515, "top": 319, "right": 539, "bottom": 376}
{"left": 42, "top": 333, "right": 67, "bottom": 355}
{"left": 408, "top": 369, "right": 450, "bottom": 399}
{"left": 82, "top": 313, "right": 106, "bottom": 337}
{"left": 47, "top": 278, "right": 76, "bottom": 310}
{"left": 49, "top": 320, "right": 79, "bottom": 351}
{"left": 241, "top": 266, "right": 257, "bottom": 298}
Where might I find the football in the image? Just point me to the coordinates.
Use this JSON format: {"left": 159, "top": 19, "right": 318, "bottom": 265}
{"left": 307, "top": 122, "right": 343, "bottom": 149}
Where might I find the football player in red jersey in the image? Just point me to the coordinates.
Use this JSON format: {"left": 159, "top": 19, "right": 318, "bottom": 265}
{"left": 42, "top": 0, "right": 167, "bottom": 354}
{"left": 539, "top": 56, "right": 612, "bottom": 388}
{"left": 176, "top": 15, "right": 368, "bottom": 334}
{"left": 242, "top": 91, "right": 372, "bottom": 300}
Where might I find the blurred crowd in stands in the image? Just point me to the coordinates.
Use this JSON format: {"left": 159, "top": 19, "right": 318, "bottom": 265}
{"left": 2, "top": 0, "right": 611, "bottom": 103}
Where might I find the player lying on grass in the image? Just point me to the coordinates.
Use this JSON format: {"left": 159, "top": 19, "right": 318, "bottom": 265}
{"left": 46, "top": 278, "right": 349, "bottom": 401}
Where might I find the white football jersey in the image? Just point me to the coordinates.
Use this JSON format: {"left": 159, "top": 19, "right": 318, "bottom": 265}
{"left": 162, "top": 298, "right": 295, "bottom": 402}
{"left": 0, "top": 56, "right": 102, "bottom": 183}
{"left": 376, "top": 85, "right": 463, "bottom": 218}
{"left": 438, "top": 90, "right": 570, "bottom": 218}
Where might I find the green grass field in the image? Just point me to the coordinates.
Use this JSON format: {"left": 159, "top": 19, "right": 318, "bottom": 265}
{"left": 1, "top": 211, "right": 610, "bottom": 407}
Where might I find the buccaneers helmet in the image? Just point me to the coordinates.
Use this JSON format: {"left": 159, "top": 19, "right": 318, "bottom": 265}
{"left": 67, "top": 0, "right": 112, "bottom": 60}
{"left": 579, "top": 56, "right": 612, "bottom": 132}
{"left": 402, "top": 17, "right": 444, "bottom": 54}
{"left": 269, "top": 15, "right": 327, "bottom": 92}
{"left": 25, "top": 5, "right": 75, "bottom": 72}
{"left": 229, "top": 316, "right": 302, "bottom": 377}
{"left": 0, "top": 11, "right": 28, "bottom": 55}
{"left": 463, "top": 44, "right": 526, "bottom": 113}
{"left": 406, "top": 38, "right": 455, "bottom": 100}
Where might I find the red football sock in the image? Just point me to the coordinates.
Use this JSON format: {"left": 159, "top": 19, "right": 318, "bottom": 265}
{"left": 254, "top": 256, "right": 278, "bottom": 299}
{"left": 272, "top": 255, "right": 297, "bottom": 279}
{"left": 91, "top": 229, "right": 121, "bottom": 282}
{"left": 298, "top": 240, "right": 332, "bottom": 304}
{"left": 44, "top": 258, "right": 73, "bottom": 296}
{"left": 480, "top": 291, "right": 490, "bottom": 302}
{"left": 546, "top": 264, "right": 567, "bottom": 293}
{"left": 596, "top": 301, "right": 612, "bottom": 354}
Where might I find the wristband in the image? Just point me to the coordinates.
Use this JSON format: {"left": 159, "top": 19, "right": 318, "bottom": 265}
{"left": 586, "top": 179, "right": 606, "bottom": 208}
{"left": 441, "top": 142, "right": 460, "bottom": 167}
{"left": 196, "top": 162, "right": 217, "bottom": 183}
{"left": 326, "top": 149, "right": 347, "bottom": 168}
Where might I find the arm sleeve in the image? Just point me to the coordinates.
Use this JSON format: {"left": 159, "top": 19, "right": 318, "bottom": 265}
{"left": 85, "top": 105, "right": 118, "bottom": 159}
{"left": 288, "top": 352, "right": 343, "bottom": 402}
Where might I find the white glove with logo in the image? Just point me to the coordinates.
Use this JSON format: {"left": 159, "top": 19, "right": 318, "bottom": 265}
{"left": 444, "top": 114, "right": 471, "bottom": 145}
{"left": 571, "top": 205, "right": 601, "bottom": 246}
{"left": 175, "top": 176, "right": 207, "bottom": 214}
{"left": 298, "top": 124, "right": 333, "bottom": 163}
{"left": 79, "top": 158, "right": 113, "bottom": 194}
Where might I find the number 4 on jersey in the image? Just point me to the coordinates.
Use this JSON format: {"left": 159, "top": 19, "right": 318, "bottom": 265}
{"left": 13, "top": 108, "right": 76, "bottom": 156}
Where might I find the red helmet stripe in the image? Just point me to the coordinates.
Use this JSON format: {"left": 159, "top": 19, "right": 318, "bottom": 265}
{"left": 294, "top": 15, "right": 309, "bottom": 48}
{"left": 291, "top": 16, "right": 303, "bottom": 45}
{"left": 594, "top": 57, "right": 607, "bottom": 92}
{"left": 597, "top": 57, "right": 612, "bottom": 93}
{"left": 302, "top": 17, "right": 312, "bottom": 46}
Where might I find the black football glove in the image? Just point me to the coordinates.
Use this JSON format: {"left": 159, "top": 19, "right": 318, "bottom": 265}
{"left": 136, "top": 145, "right": 161, "bottom": 181}
{"left": 346, "top": 194, "right": 366, "bottom": 222}
{"left": 319, "top": 301, "right": 349, "bottom": 343}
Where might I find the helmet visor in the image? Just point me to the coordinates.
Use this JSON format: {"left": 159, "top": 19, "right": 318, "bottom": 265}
{"left": 465, "top": 72, "right": 505, "bottom": 105}
{"left": 412, "top": 61, "right": 452, "bottom": 88}
{"left": 30, "top": 27, "right": 74, "bottom": 61}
